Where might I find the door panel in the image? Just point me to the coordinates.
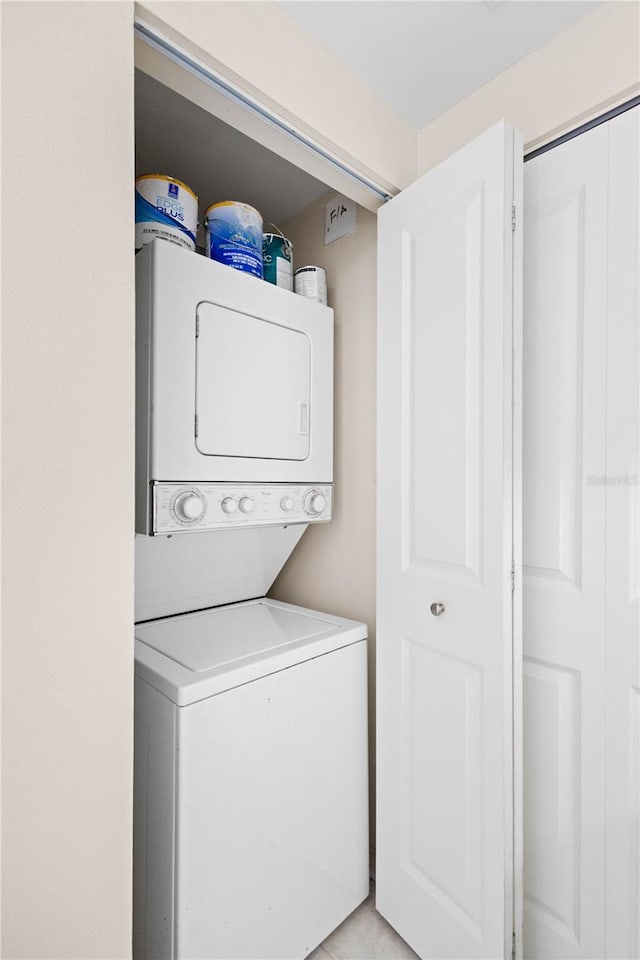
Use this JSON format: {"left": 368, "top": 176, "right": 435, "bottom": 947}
{"left": 401, "top": 639, "right": 484, "bottom": 938}
{"left": 523, "top": 122, "right": 608, "bottom": 960}
{"left": 524, "top": 105, "right": 639, "bottom": 960}
{"left": 377, "top": 121, "right": 522, "bottom": 960}
{"left": 523, "top": 659, "right": 581, "bottom": 942}
{"left": 523, "top": 186, "right": 585, "bottom": 587}
{"left": 409, "top": 185, "right": 484, "bottom": 578}
{"left": 604, "top": 106, "right": 640, "bottom": 960}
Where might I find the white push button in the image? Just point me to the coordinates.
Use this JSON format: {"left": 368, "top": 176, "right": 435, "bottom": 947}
{"left": 221, "top": 497, "right": 238, "bottom": 514}
{"left": 280, "top": 497, "right": 295, "bottom": 511}
{"left": 239, "top": 497, "right": 254, "bottom": 514}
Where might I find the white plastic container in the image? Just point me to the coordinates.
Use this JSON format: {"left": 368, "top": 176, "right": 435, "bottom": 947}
{"left": 135, "top": 174, "right": 198, "bottom": 252}
{"left": 295, "top": 265, "right": 327, "bottom": 305}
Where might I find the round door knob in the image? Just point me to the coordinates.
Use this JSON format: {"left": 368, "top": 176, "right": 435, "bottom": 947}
{"left": 304, "top": 490, "right": 326, "bottom": 516}
{"left": 281, "top": 497, "right": 295, "bottom": 511}
{"left": 430, "top": 602, "right": 445, "bottom": 616}
{"left": 221, "top": 497, "right": 238, "bottom": 514}
{"left": 174, "top": 492, "right": 205, "bottom": 523}
{"left": 239, "top": 497, "right": 254, "bottom": 514}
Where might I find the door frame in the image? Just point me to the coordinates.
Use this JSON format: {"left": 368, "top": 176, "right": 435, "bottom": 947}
{"left": 512, "top": 147, "right": 524, "bottom": 960}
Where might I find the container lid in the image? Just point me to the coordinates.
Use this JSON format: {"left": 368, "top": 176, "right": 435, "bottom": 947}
{"left": 203, "top": 200, "right": 262, "bottom": 219}
{"left": 134, "top": 598, "right": 367, "bottom": 706}
{"left": 135, "top": 174, "right": 198, "bottom": 201}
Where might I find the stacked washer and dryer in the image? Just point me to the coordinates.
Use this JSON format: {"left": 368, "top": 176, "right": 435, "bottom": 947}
{"left": 133, "top": 241, "right": 369, "bottom": 960}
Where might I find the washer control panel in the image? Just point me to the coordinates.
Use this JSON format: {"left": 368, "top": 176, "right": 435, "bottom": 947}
{"left": 151, "top": 482, "right": 332, "bottom": 535}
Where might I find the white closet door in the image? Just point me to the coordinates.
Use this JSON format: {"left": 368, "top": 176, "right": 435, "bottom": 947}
{"left": 377, "top": 121, "right": 522, "bottom": 960}
{"left": 523, "top": 107, "right": 639, "bottom": 959}
{"left": 523, "top": 120, "right": 608, "bottom": 960}
{"left": 604, "top": 106, "right": 639, "bottom": 960}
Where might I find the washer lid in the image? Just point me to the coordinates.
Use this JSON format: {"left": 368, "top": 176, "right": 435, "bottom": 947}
{"left": 134, "top": 598, "right": 367, "bottom": 705}
{"left": 137, "top": 601, "right": 335, "bottom": 672}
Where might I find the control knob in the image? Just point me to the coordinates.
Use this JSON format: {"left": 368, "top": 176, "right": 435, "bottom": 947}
{"left": 239, "top": 497, "right": 254, "bottom": 514}
{"left": 304, "top": 489, "right": 326, "bottom": 517}
{"left": 173, "top": 491, "right": 205, "bottom": 523}
{"left": 280, "top": 497, "right": 295, "bottom": 512}
{"left": 221, "top": 497, "right": 238, "bottom": 514}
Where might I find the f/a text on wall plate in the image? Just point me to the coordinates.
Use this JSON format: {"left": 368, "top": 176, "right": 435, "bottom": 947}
{"left": 325, "top": 195, "right": 356, "bottom": 245}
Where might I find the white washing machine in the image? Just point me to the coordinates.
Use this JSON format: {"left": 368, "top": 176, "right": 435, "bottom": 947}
{"left": 133, "top": 242, "right": 369, "bottom": 958}
{"left": 133, "top": 598, "right": 369, "bottom": 960}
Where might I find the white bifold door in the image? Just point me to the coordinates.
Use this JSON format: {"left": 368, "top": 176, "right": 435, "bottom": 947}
{"left": 522, "top": 107, "right": 639, "bottom": 960}
{"left": 377, "top": 121, "right": 523, "bottom": 960}
{"left": 377, "top": 107, "right": 639, "bottom": 960}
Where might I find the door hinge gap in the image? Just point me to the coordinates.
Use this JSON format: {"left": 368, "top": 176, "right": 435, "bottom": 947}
{"left": 511, "top": 559, "right": 515, "bottom": 593}
{"left": 511, "top": 201, "right": 517, "bottom": 232}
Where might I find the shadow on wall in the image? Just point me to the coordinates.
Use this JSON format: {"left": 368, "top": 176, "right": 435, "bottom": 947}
{"left": 269, "top": 192, "right": 378, "bottom": 858}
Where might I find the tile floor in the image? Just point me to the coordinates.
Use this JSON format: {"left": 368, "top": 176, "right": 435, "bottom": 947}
{"left": 307, "top": 884, "right": 419, "bottom": 960}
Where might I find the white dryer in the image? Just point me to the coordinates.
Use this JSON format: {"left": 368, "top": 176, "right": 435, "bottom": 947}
{"left": 134, "top": 599, "right": 369, "bottom": 960}
{"left": 135, "top": 241, "right": 334, "bottom": 536}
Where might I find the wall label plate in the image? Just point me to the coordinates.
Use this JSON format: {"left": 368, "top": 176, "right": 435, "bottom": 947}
{"left": 325, "top": 194, "right": 356, "bottom": 244}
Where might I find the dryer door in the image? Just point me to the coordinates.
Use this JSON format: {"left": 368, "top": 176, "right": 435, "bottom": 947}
{"left": 195, "top": 303, "right": 311, "bottom": 461}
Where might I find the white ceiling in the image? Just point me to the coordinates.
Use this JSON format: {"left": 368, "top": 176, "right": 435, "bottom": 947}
{"left": 136, "top": 1, "right": 601, "bottom": 225}
{"left": 278, "top": 1, "right": 600, "bottom": 129}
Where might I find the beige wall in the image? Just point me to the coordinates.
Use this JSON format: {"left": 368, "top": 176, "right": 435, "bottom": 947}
{"left": 418, "top": 2, "right": 640, "bottom": 174}
{"left": 1, "top": 3, "right": 135, "bottom": 957}
{"left": 270, "top": 197, "right": 378, "bottom": 852}
{"left": 136, "top": 1, "right": 417, "bottom": 192}
{"left": 2, "top": 1, "right": 638, "bottom": 954}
